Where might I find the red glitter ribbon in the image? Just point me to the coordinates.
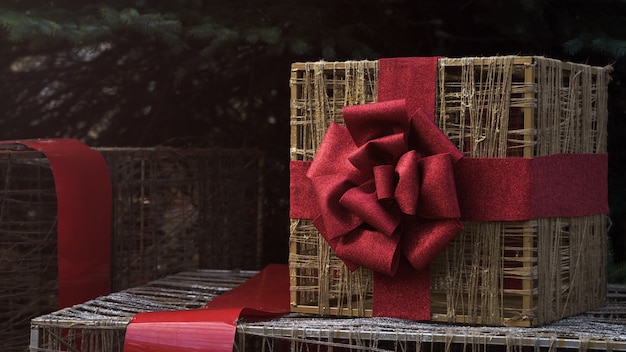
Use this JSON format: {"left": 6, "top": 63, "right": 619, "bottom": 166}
{"left": 124, "top": 264, "right": 290, "bottom": 352}
{"left": 292, "top": 154, "right": 609, "bottom": 222}
{"left": 0, "top": 139, "right": 111, "bottom": 308}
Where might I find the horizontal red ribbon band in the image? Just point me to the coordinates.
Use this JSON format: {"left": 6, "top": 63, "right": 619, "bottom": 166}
{"left": 291, "top": 153, "right": 608, "bottom": 222}
{"left": 0, "top": 139, "right": 112, "bottom": 309}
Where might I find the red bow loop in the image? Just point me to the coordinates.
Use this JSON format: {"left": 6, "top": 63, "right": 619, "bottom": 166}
{"left": 373, "top": 165, "right": 396, "bottom": 201}
{"left": 348, "top": 133, "right": 408, "bottom": 173}
{"left": 417, "top": 153, "right": 461, "bottom": 219}
{"left": 307, "top": 98, "right": 464, "bottom": 276}
{"left": 344, "top": 100, "right": 410, "bottom": 147}
{"left": 394, "top": 151, "right": 420, "bottom": 215}
{"left": 339, "top": 180, "right": 402, "bottom": 237}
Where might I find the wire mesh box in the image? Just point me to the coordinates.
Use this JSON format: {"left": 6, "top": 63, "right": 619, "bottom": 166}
{"left": 30, "top": 269, "right": 255, "bottom": 352}
{"left": 99, "top": 147, "right": 265, "bottom": 292}
{"left": 0, "top": 145, "right": 264, "bottom": 352}
{"left": 289, "top": 56, "right": 611, "bottom": 327}
{"left": 0, "top": 144, "right": 57, "bottom": 352}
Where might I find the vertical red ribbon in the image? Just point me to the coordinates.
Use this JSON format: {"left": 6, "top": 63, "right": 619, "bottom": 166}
{"left": 1, "top": 139, "right": 112, "bottom": 308}
{"left": 372, "top": 57, "right": 441, "bottom": 320}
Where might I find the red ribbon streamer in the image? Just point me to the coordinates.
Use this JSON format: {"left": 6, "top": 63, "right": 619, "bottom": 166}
{"left": 124, "top": 264, "right": 290, "bottom": 352}
{"left": 0, "top": 139, "right": 111, "bottom": 309}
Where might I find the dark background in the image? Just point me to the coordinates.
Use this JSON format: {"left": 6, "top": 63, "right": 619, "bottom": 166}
{"left": 1, "top": 0, "right": 625, "bottom": 280}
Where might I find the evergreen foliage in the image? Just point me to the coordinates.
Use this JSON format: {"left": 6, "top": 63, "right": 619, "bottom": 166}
{"left": 1, "top": 0, "right": 625, "bottom": 270}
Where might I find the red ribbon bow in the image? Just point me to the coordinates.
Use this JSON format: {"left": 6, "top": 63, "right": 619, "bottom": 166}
{"left": 307, "top": 99, "right": 465, "bottom": 279}
{"left": 307, "top": 100, "right": 463, "bottom": 318}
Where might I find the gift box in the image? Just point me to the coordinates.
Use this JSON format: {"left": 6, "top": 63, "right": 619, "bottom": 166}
{"left": 0, "top": 140, "right": 110, "bottom": 352}
{"left": 289, "top": 56, "right": 611, "bottom": 327}
{"left": 0, "top": 143, "right": 264, "bottom": 351}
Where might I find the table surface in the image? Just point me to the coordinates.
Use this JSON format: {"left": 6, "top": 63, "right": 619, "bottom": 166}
{"left": 238, "top": 284, "right": 626, "bottom": 351}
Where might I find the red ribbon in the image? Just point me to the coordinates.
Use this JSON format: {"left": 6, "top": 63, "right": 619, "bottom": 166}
{"left": 124, "top": 264, "right": 290, "bottom": 352}
{"left": 292, "top": 154, "right": 609, "bottom": 222}
{"left": 0, "top": 139, "right": 111, "bottom": 308}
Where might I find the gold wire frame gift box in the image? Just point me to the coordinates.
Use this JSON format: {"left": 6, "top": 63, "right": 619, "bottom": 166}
{"left": 289, "top": 56, "right": 611, "bottom": 327}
